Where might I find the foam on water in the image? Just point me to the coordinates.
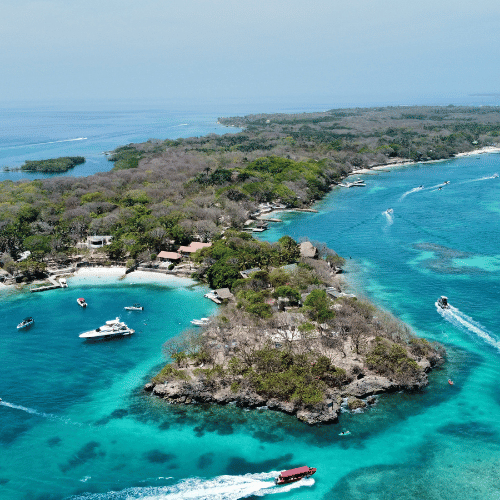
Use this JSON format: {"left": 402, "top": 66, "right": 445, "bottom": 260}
{"left": 0, "top": 137, "right": 88, "bottom": 150}
{"left": 68, "top": 472, "right": 313, "bottom": 500}
{"left": 436, "top": 304, "right": 500, "bottom": 352}
{"left": 398, "top": 185, "right": 423, "bottom": 201}
{"left": 0, "top": 400, "right": 82, "bottom": 426}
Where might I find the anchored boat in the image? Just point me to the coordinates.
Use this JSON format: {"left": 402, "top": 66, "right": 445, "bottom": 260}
{"left": 275, "top": 466, "right": 316, "bottom": 485}
{"left": 79, "top": 318, "right": 134, "bottom": 340}
{"left": 77, "top": 297, "right": 88, "bottom": 308}
{"left": 124, "top": 303, "right": 144, "bottom": 311}
{"left": 17, "top": 317, "right": 34, "bottom": 329}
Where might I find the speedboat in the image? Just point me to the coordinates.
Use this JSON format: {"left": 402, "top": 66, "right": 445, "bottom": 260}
{"left": 190, "top": 318, "right": 210, "bottom": 326}
{"left": 385, "top": 208, "right": 393, "bottom": 214}
{"left": 77, "top": 297, "right": 88, "bottom": 308}
{"left": 493, "top": 173, "right": 499, "bottom": 178}
{"left": 275, "top": 466, "right": 316, "bottom": 485}
{"left": 79, "top": 317, "right": 134, "bottom": 340}
{"left": 437, "top": 296, "right": 449, "bottom": 309}
{"left": 17, "top": 317, "right": 34, "bottom": 329}
{"left": 124, "top": 304, "right": 144, "bottom": 311}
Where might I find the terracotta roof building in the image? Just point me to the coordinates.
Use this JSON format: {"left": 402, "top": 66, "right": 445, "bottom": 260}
{"left": 157, "top": 251, "right": 182, "bottom": 261}
{"left": 178, "top": 242, "right": 212, "bottom": 254}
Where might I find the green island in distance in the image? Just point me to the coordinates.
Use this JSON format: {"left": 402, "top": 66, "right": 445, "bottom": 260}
{"left": 19, "top": 156, "right": 85, "bottom": 173}
{"left": 1, "top": 105, "right": 499, "bottom": 422}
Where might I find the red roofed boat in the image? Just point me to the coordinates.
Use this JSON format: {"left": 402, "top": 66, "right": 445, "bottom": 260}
{"left": 275, "top": 466, "right": 316, "bottom": 485}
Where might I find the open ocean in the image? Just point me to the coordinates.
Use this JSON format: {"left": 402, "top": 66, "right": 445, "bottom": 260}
{"left": 1, "top": 101, "right": 500, "bottom": 499}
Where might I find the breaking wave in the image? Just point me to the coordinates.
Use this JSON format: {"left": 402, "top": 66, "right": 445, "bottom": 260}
{"left": 436, "top": 303, "right": 500, "bottom": 352}
{"left": 68, "top": 472, "right": 314, "bottom": 500}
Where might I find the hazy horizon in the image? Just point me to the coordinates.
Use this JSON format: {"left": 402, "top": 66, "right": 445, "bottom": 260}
{"left": 2, "top": 1, "right": 499, "bottom": 106}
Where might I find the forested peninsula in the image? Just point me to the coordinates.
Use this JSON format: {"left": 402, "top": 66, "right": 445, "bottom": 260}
{"left": 1, "top": 105, "right": 499, "bottom": 278}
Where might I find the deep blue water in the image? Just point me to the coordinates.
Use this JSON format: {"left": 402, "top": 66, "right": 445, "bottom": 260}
{"left": 1, "top": 103, "right": 500, "bottom": 499}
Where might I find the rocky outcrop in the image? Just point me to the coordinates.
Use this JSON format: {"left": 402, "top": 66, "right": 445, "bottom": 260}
{"left": 145, "top": 378, "right": 341, "bottom": 425}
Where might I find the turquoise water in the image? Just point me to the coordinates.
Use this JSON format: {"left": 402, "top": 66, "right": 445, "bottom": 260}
{"left": 0, "top": 103, "right": 242, "bottom": 181}
{"left": 2, "top": 152, "right": 500, "bottom": 498}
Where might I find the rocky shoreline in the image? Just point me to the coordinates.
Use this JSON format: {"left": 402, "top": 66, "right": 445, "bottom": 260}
{"left": 144, "top": 352, "right": 442, "bottom": 425}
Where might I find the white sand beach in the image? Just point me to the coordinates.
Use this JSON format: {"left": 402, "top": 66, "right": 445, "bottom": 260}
{"left": 350, "top": 146, "right": 500, "bottom": 176}
{"left": 69, "top": 266, "right": 197, "bottom": 288}
{"left": 455, "top": 145, "right": 500, "bottom": 157}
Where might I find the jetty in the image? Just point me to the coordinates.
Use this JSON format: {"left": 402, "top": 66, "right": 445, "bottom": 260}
{"left": 30, "top": 276, "right": 68, "bottom": 293}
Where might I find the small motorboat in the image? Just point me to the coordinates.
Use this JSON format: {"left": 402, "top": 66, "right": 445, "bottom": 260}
{"left": 191, "top": 318, "right": 210, "bottom": 326}
{"left": 385, "top": 208, "right": 393, "bottom": 214}
{"left": 275, "top": 466, "right": 316, "bottom": 485}
{"left": 493, "top": 173, "right": 499, "bottom": 178}
{"left": 448, "top": 379, "right": 454, "bottom": 385}
{"left": 77, "top": 298, "right": 88, "bottom": 308}
{"left": 79, "top": 317, "right": 135, "bottom": 340}
{"left": 17, "top": 317, "right": 34, "bottom": 329}
{"left": 59, "top": 278, "right": 68, "bottom": 288}
{"left": 437, "top": 296, "right": 449, "bottom": 309}
{"left": 124, "top": 304, "right": 144, "bottom": 311}
{"left": 339, "top": 430, "right": 351, "bottom": 436}
{"left": 444, "top": 181, "right": 450, "bottom": 185}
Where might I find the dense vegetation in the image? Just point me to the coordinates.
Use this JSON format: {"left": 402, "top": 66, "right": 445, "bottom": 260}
{"left": 1, "top": 106, "right": 499, "bottom": 279}
{"left": 20, "top": 156, "right": 85, "bottom": 173}
{"left": 154, "top": 236, "right": 443, "bottom": 408}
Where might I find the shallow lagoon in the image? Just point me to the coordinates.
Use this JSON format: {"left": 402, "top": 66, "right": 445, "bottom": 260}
{"left": 1, "top": 153, "right": 500, "bottom": 499}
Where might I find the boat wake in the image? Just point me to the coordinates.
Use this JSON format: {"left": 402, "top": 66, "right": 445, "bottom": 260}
{"left": 68, "top": 472, "right": 314, "bottom": 499}
{"left": 459, "top": 173, "right": 499, "bottom": 184}
{"left": 0, "top": 400, "right": 81, "bottom": 425}
{"left": 398, "top": 185, "right": 424, "bottom": 201}
{"left": 382, "top": 210, "right": 394, "bottom": 227}
{"left": 1, "top": 137, "right": 88, "bottom": 150}
{"left": 436, "top": 304, "right": 500, "bottom": 352}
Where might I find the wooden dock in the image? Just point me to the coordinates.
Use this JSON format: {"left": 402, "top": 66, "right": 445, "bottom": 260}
{"left": 30, "top": 276, "right": 66, "bottom": 293}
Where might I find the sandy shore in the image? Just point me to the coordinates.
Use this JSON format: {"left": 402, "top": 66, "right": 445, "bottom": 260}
{"left": 455, "top": 145, "right": 500, "bottom": 157}
{"left": 69, "top": 266, "right": 197, "bottom": 287}
{"left": 350, "top": 146, "right": 500, "bottom": 176}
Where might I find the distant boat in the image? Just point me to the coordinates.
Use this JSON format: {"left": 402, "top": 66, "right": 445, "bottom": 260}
{"left": 77, "top": 297, "right": 87, "bottom": 308}
{"left": 437, "top": 296, "right": 449, "bottom": 309}
{"left": 79, "top": 318, "right": 134, "bottom": 340}
{"left": 275, "top": 466, "right": 316, "bottom": 485}
{"left": 493, "top": 173, "right": 499, "bottom": 178}
{"left": 385, "top": 208, "right": 393, "bottom": 214}
{"left": 59, "top": 278, "right": 68, "bottom": 288}
{"left": 17, "top": 317, "right": 34, "bottom": 329}
{"left": 191, "top": 318, "right": 210, "bottom": 326}
{"left": 124, "top": 304, "right": 144, "bottom": 311}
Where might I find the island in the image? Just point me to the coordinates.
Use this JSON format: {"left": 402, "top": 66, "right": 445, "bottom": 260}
{"left": 20, "top": 156, "right": 85, "bottom": 173}
{"left": 144, "top": 233, "right": 444, "bottom": 424}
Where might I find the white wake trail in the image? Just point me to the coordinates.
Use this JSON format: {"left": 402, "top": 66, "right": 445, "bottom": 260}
{"left": 0, "top": 137, "right": 88, "bottom": 150}
{"left": 68, "top": 472, "right": 314, "bottom": 500}
{"left": 382, "top": 210, "right": 394, "bottom": 227}
{"left": 398, "top": 186, "right": 424, "bottom": 201}
{"left": 436, "top": 304, "right": 500, "bottom": 352}
{"left": 0, "top": 401, "right": 81, "bottom": 425}
{"left": 459, "top": 173, "right": 499, "bottom": 184}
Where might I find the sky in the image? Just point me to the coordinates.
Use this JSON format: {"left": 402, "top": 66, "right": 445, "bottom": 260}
{"left": 1, "top": 0, "right": 500, "bottom": 106}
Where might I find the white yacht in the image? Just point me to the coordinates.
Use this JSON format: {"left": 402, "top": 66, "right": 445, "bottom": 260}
{"left": 79, "top": 318, "right": 135, "bottom": 340}
{"left": 190, "top": 318, "right": 210, "bottom": 326}
{"left": 124, "top": 303, "right": 144, "bottom": 311}
{"left": 17, "top": 317, "right": 34, "bottom": 329}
